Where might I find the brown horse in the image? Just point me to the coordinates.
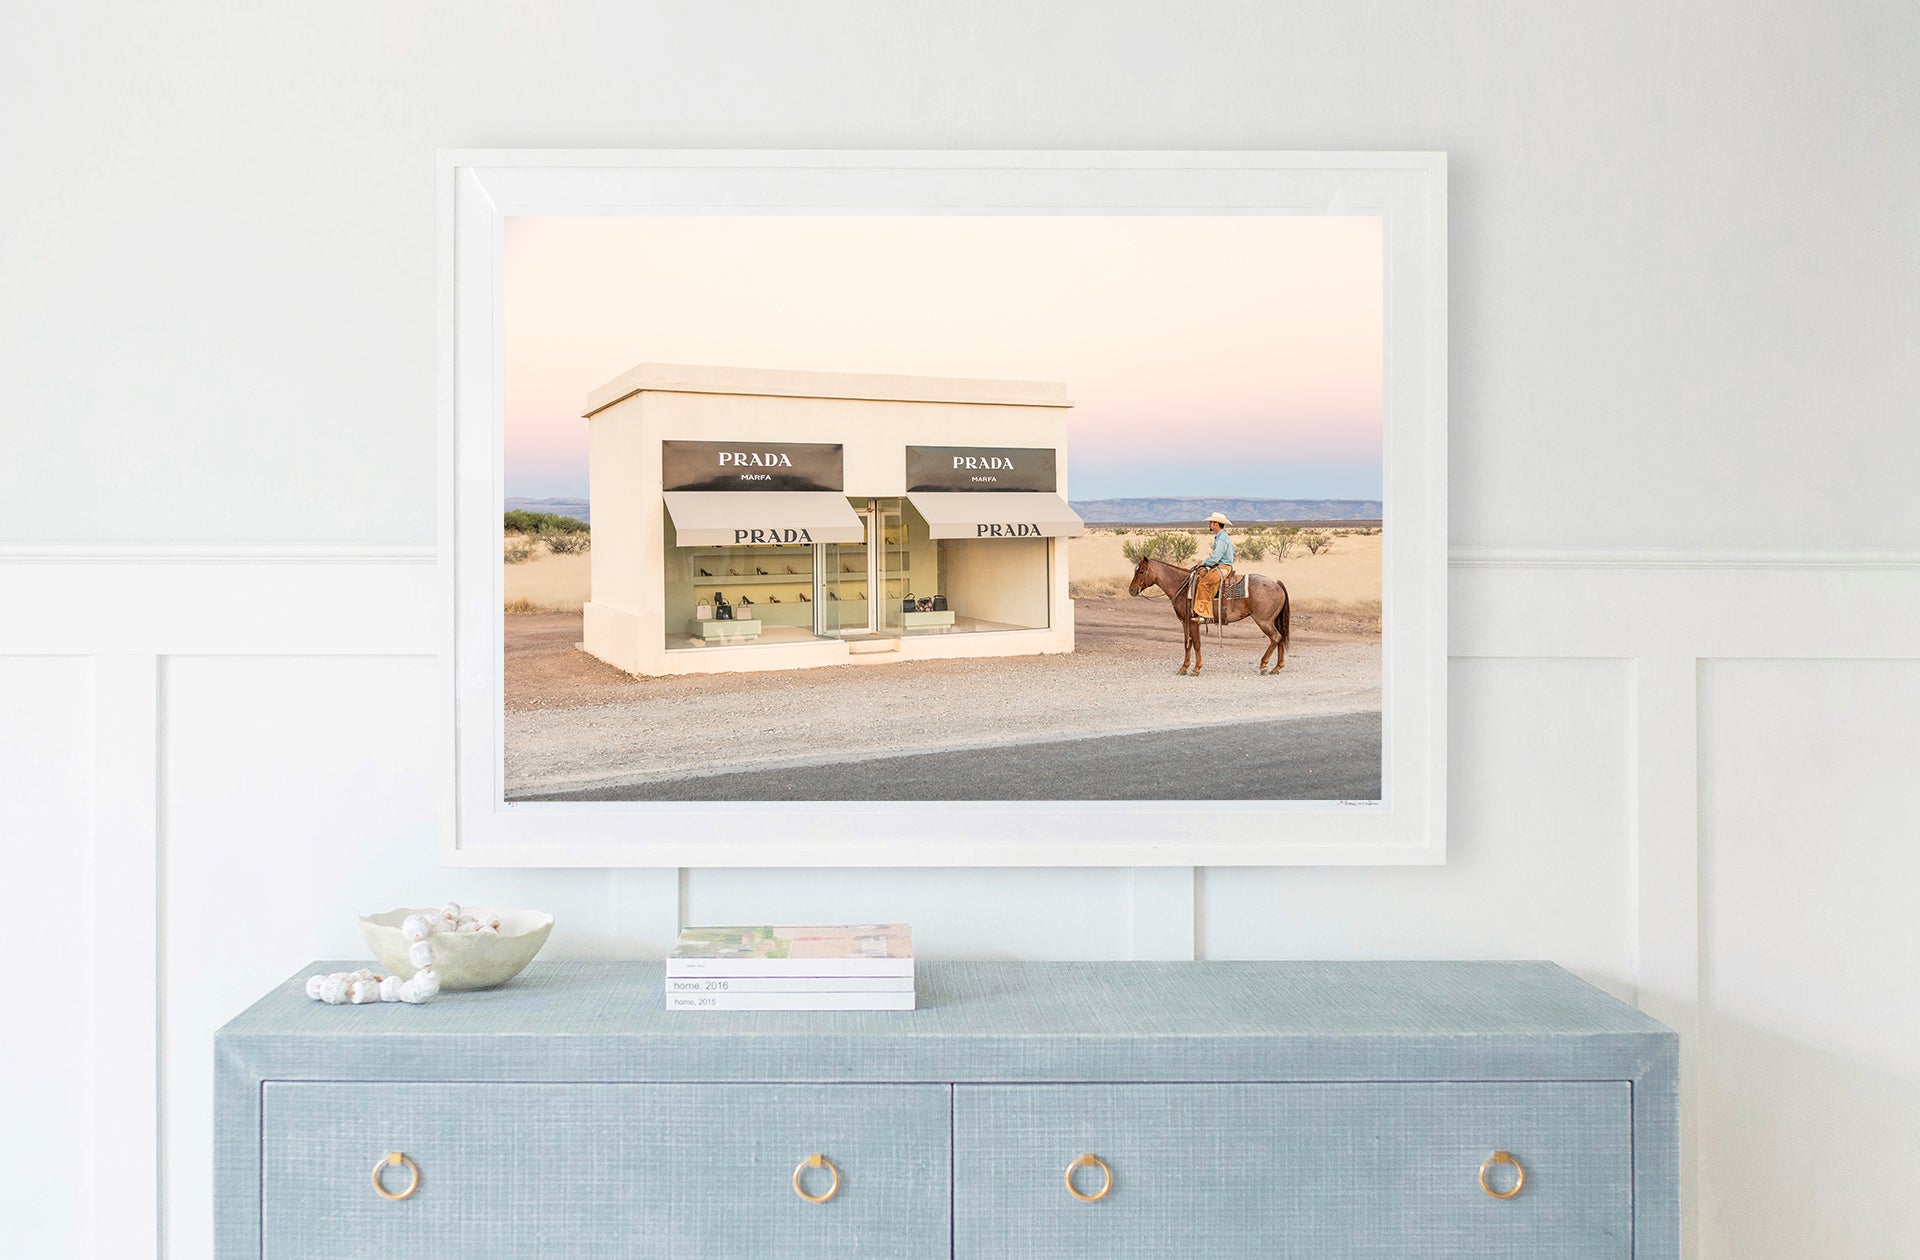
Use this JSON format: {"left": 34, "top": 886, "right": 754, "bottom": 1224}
{"left": 1128, "top": 556, "right": 1291, "bottom": 676}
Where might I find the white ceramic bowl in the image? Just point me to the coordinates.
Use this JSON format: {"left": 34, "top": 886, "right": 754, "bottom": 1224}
{"left": 358, "top": 907, "right": 555, "bottom": 991}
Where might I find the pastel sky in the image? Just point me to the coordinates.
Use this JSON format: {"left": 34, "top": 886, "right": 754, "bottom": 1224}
{"left": 506, "top": 215, "right": 1382, "bottom": 501}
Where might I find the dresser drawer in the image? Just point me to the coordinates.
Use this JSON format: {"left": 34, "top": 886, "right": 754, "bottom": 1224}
{"left": 261, "top": 1082, "right": 949, "bottom": 1259}
{"left": 953, "top": 1082, "right": 1633, "bottom": 1258}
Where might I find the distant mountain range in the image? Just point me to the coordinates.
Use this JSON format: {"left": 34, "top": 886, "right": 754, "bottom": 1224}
{"left": 505, "top": 495, "right": 1378, "bottom": 527}
{"left": 506, "top": 496, "right": 591, "bottom": 523}
{"left": 1068, "top": 497, "right": 1382, "bottom": 524}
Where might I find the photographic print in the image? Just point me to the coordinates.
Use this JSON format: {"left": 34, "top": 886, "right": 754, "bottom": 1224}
{"left": 445, "top": 151, "right": 1445, "bottom": 864}
{"left": 501, "top": 214, "right": 1385, "bottom": 805}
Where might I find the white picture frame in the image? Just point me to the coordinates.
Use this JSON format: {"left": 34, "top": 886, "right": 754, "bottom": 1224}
{"left": 443, "top": 149, "right": 1446, "bottom": 867}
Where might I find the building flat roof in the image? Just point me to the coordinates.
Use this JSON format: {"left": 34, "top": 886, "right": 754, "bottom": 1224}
{"left": 583, "top": 362, "right": 1072, "bottom": 418}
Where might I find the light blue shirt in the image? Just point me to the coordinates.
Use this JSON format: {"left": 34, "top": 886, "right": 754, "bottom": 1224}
{"left": 1204, "top": 528, "right": 1233, "bottom": 568}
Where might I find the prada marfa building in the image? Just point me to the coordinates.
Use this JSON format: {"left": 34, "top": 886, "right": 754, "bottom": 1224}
{"left": 580, "top": 363, "right": 1086, "bottom": 676}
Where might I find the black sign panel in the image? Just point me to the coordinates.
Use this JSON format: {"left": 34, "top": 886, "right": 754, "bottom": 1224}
{"left": 662, "top": 441, "right": 844, "bottom": 492}
{"left": 906, "top": 445, "right": 1057, "bottom": 493}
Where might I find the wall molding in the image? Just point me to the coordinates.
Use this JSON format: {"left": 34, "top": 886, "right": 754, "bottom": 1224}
{"left": 89, "top": 655, "right": 161, "bottom": 1259}
{"left": 0, "top": 543, "right": 438, "bottom": 565}
{"left": 1449, "top": 546, "right": 1920, "bottom": 570}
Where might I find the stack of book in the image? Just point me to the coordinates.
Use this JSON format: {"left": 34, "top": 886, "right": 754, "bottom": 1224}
{"left": 664, "top": 924, "right": 914, "bottom": 1011}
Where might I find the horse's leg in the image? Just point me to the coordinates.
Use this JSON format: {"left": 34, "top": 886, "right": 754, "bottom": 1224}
{"left": 1271, "top": 601, "right": 1287, "bottom": 672}
{"left": 1176, "top": 611, "right": 1192, "bottom": 674}
{"left": 1257, "top": 613, "right": 1278, "bottom": 673}
{"left": 1191, "top": 620, "right": 1204, "bottom": 676}
{"left": 1232, "top": 605, "right": 1272, "bottom": 673}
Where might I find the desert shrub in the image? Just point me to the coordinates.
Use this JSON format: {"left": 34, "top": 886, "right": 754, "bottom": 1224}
{"left": 1241, "top": 526, "right": 1297, "bottom": 562}
{"left": 542, "top": 530, "right": 590, "bottom": 555}
{"left": 504, "top": 537, "right": 536, "bottom": 564}
{"left": 1300, "top": 530, "right": 1334, "bottom": 556}
{"left": 504, "top": 510, "right": 588, "bottom": 535}
{"left": 1122, "top": 531, "right": 1199, "bottom": 565}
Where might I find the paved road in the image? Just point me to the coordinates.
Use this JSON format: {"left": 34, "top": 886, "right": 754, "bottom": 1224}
{"left": 531, "top": 710, "right": 1381, "bottom": 802}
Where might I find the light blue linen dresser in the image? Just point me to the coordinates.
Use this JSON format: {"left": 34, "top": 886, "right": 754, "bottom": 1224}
{"left": 215, "top": 960, "right": 1678, "bottom": 1257}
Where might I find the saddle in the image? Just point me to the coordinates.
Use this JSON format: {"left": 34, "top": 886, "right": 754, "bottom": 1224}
{"left": 1185, "top": 567, "right": 1248, "bottom": 625}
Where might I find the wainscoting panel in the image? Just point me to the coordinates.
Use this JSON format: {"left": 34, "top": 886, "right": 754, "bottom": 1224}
{"left": 0, "top": 657, "right": 96, "bottom": 1258}
{"left": 2, "top": 549, "right": 1916, "bottom": 1259}
{"left": 1199, "top": 656, "right": 1635, "bottom": 991}
{"left": 1698, "top": 659, "right": 1920, "bottom": 1258}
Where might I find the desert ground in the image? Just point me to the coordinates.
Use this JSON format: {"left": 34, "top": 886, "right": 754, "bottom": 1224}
{"left": 507, "top": 527, "right": 1383, "bottom": 629}
{"left": 502, "top": 528, "right": 1381, "bottom": 800}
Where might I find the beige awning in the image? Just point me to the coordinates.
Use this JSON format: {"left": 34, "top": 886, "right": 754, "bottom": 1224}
{"left": 663, "top": 491, "right": 864, "bottom": 547}
{"left": 907, "top": 492, "right": 1086, "bottom": 540}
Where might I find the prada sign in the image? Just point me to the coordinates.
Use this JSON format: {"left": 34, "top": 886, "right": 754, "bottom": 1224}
{"left": 663, "top": 441, "right": 844, "bottom": 492}
{"left": 906, "top": 445, "right": 1057, "bottom": 493}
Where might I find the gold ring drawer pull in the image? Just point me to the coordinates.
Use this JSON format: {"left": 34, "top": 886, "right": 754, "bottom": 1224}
{"left": 1065, "top": 1153, "right": 1112, "bottom": 1202}
{"left": 793, "top": 1153, "right": 840, "bottom": 1203}
{"left": 1479, "top": 1150, "right": 1525, "bottom": 1199}
{"left": 372, "top": 1151, "right": 420, "bottom": 1201}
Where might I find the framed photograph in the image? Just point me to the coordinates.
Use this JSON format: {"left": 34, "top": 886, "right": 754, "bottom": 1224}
{"left": 444, "top": 150, "right": 1446, "bottom": 866}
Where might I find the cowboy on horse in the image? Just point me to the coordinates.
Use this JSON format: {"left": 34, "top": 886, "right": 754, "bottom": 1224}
{"left": 1192, "top": 511, "right": 1235, "bottom": 622}
{"left": 1128, "top": 517, "right": 1290, "bottom": 677}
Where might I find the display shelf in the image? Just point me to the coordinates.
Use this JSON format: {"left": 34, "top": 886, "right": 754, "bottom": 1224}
{"left": 690, "top": 571, "right": 812, "bottom": 584}
{"left": 686, "top": 619, "right": 762, "bottom": 642}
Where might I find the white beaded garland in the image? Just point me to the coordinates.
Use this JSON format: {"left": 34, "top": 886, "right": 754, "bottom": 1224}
{"left": 304, "top": 908, "right": 490, "bottom": 1008}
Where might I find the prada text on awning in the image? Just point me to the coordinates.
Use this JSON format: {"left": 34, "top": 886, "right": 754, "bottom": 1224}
{"left": 906, "top": 492, "right": 1086, "bottom": 540}
{"left": 663, "top": 491, "right": 865, "bottom": 547}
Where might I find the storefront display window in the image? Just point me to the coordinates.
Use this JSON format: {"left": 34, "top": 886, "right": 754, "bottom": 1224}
{"left": 664, "top": 499, "right": 1051, "bottom": 651}
{"left": 895, "top": 500, "right": 1049, "bottom": 636}
{"left": 664, "top": 511, "right": 834, "bottom": 651}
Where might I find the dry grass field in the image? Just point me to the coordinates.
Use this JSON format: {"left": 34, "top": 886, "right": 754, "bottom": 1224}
{"left": 503, "top": 539, "right": 589, "bottom": 614}
{"left": 1072, "top": 527, "right": 1380, "bottom": 632}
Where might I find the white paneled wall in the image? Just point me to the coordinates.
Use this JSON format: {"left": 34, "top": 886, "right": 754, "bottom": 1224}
{"left": 6, "top": 551, "right": 1916, "bottom": 1258}
{"left": 0, "top": 658, "right": 95, "bottom": 1258}
{"left": 1203, "top": 657, "right": 1634, "bottom": 985}
{"left": 1697, "top": 660, "right": 1920, "bottom": 1259}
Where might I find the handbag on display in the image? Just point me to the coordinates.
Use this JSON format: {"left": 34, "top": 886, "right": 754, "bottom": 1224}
{"left": 714, "top": 593, "right": 732, "bottom": 621}
{"left": 695, "top": 600, "right": 712, "bottom": 620}
{"left": 932, "top": 594, "right": 948, "bottom": 612}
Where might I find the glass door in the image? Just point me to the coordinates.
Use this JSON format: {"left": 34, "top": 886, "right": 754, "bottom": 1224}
{"left": 875, "top": 499, "right": 908, "bottom": 635}
{"left": 821, "top": 503, "right": 873, "bottom": 635}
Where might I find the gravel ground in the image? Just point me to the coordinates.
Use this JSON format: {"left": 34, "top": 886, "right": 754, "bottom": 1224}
{"left": 504, "top": 597, "right": 1381, "bottom": 798}
{"left": 534, "top": 712, "right": 1382, "bottom": 802}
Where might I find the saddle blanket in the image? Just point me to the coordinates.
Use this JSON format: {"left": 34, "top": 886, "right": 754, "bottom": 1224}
{"left": 1224, "top": 574, "right": 1250, "bottom": 600}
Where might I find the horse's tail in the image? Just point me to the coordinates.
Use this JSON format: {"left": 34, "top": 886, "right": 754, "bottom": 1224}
{"left": 1279, "top": 585, "right": 1291, "bottom": 646}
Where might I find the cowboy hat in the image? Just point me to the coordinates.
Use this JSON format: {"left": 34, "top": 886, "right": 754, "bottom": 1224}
{"left": 1205, "top": 511, "right": 1233, "bottom": 526}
